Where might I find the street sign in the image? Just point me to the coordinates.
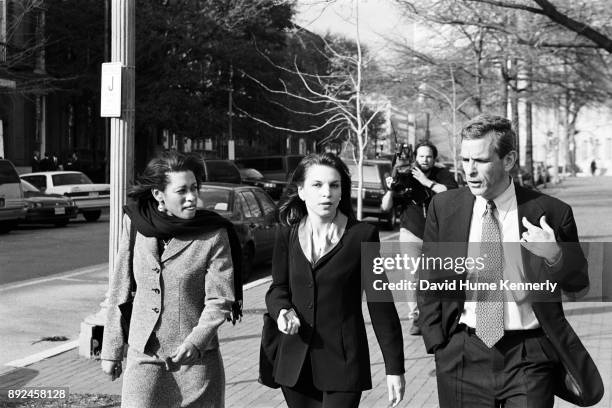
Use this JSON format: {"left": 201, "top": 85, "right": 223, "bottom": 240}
{"left": 100, "top": 62, "right": 123, "bottom": 118}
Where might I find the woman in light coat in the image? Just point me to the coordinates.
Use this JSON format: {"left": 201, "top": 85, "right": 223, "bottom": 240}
{"left": 101, "top": 151, "right": 240, "bottom": 408}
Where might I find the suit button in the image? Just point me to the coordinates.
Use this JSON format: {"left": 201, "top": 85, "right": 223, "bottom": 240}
{"left": 152, "top": 307, "right": 159, "bottom": 313}
{"left": 307, "top": 302, "right": 313, "bottom": 309}
{"left": 152, "top": 288, "right": 160, "bottom": 294}
{"left": 152, "top": 266, "right": 160, "bottom": 273}
{"left": 307, "top": 282, "right": 313, "bottom": 288}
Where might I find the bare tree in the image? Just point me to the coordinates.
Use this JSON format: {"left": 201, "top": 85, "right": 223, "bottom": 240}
{"left": 237, "top": 1, "right": 385, "bottom": 220}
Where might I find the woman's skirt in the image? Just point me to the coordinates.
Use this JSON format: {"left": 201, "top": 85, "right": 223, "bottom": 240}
{"left": 121, "top": 347, "right": 225, "bottom": 408}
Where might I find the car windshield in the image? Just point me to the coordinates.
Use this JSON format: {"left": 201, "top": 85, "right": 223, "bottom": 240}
{"left": 21, "top": 180, "right": 40, "bottom": 192}
{"left": 199, "top": 188, "right": 231, "bottom": 212}
{"left": 52, "top": 173, "right": 93, "bottom": 186}
{"left": 345, "top": 164, "right": 381, "bottom": 184}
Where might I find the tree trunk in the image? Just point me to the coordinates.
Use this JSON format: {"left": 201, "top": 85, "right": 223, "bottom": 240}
{"left": 511, "top": 57, "right": 520, "bottom": 166}
{"left": 524, "top": 59, "right": 534, "bottom": 184}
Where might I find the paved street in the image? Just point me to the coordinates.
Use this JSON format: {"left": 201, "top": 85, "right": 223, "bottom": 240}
{"left": 0, "top": 175, "right": 610, "bottom": 407}
{"left": 0, "top": 212, "right": 110, "bottom": 285}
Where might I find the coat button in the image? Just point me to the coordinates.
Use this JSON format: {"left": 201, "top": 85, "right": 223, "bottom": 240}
{"left": 152, "top": 266, "right": 160, "bottom": 273}
{"left": 307, "top": 302, "right": 313, "bottom": 309}
{"left": 152, "top": 307, "right": 159, "bottom": 313}
{"left": 152, "top": 288, "right": 160, "bottom": 294}
{"left": 307, "top": 282, "right": 313, "bottom": 288}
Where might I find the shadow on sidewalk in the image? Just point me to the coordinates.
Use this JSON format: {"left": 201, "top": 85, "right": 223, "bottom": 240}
{"left": 0, "top": 367, "right": 38, "bottom": 390}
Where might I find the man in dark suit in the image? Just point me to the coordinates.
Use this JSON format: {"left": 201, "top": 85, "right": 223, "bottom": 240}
{"left": 418, "top": 114, "right": 603, "bottom": 407}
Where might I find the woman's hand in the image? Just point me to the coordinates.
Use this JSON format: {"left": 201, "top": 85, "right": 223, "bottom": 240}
{"left": 386, "top": 374, "right": 405, "bottom": 407}
{"left": 171, "top": 341, "right": 201, "bottom": 366}
{"left": 101, "top": 360, "right": 122, "bottom": 381}
{"left": 277, "top": 308, "right": 301, "bottom": 335}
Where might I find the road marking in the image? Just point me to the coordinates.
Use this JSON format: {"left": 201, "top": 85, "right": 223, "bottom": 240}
{"left": 0, "top": 264, "right": 108, "bottom": 292}
{"left": 244, "top": 276, "right": 272, "bottom": 290}
{"left": 382, "top": 231, "right": 400, "bottom": 241}
{"left": 5, "top": 340, "right": 79, "bottom": 368}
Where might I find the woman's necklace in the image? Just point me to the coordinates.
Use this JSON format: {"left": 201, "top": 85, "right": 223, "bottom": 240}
{"left": 161, "top": 238, "right": 172, "bottom": 250}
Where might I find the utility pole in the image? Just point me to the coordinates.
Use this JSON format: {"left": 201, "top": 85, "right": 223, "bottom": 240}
{"left": 79, "top": 0, "right": 135, "bottom": 358}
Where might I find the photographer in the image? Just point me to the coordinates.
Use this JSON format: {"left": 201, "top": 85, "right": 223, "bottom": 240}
{"left": 386, "top": 140, "right": 458, "bottom": 334}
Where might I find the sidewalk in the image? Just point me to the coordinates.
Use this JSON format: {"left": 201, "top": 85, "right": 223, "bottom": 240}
{"left": 1, "top": 176, "right": 611, "bottom": 407}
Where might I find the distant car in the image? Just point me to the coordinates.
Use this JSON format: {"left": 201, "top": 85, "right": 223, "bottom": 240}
{"left": 20, "top": 180, "right": 78, "bottom": 226}
{"left": 234, "top": 155, "right": 303, "bottom": 183}
{"left": 20, "top": 171, "right": 110, "bottom": 222}
{"left": 0, "top": 159, "right": 27, "bottom": 233}
{"left": 198, "top": 183, "right": 279, "bottom": 279}
{"left": 344, "top": 159, "right": 396, "bottom": 230}
{"left": 437, "top": 162, "right": 466, "bottom": 187}
{"left": 202, "top": 159, "right": 242, "bottom": 184}
{"left": 239, "top": 168, "right": 286, "bottom": 200}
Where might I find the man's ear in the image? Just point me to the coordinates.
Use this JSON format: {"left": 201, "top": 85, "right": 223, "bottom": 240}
{"left": 504, "top": 150, "right": 518, "bottom": 172}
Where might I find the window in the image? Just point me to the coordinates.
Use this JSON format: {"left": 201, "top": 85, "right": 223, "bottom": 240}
{"left": 21, "top": 175, "right": 47, "bottom": 190}
{"left": 241, "top": 191, "right": 263, "bottom": 217}
{"left": 346, "top": 164, "right": 381, "bottom": 184}
{"left": 0, "top": 160, "right": 19, "bottom": 184}
{"left": 52, "top": 173, "right": 93, "bottom": 186}
{"left": 606, "top": 138, "right": 612, "bottom": 160}
{"left": 254, "top": 190, "right": 276, "bottom": 216}
{"left": 199, "top": 188, "right": 231, "bottom": 212}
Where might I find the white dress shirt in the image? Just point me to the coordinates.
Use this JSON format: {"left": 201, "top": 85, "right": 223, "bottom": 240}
{"left": 459, "top": 180, "right": 539, "bottom": 330}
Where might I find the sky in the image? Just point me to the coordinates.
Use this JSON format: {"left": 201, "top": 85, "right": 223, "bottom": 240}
{"left": 294, "top": 0, "right": 415, "bottom": 58}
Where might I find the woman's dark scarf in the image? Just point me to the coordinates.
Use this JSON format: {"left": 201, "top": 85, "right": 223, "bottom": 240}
{"left": 124, "top": 199, "right": 243, "bottom": 324}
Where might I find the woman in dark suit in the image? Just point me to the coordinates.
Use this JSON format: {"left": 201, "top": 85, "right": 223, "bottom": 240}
{"left": 100, "top": 151, "right": 240, "bottom": 407}
{"left": 265, "top": 153, "right": 405, "bottom": 408}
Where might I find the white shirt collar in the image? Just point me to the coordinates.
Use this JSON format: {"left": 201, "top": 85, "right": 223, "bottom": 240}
{"left": 474, "top": 178, "right": 516, "bottom": 220}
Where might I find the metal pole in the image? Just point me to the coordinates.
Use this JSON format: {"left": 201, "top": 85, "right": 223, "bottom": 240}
{"left": 80, "top": 0, "right": 134, "bottom": 357}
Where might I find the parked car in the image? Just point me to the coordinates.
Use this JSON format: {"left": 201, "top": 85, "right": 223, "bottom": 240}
{"left": 202, "top": 159, "right": 242, "bottom": 184}
{"left": 20, "top": 171, "right": 110, "bottom": 222}
{"left": 20, "top": 180, "right": 78, "bottom": 226}
{"left": 343, "top": 159, "right": 396, "bottom": 230}
{"left": 0, "top": 159, "right": 27, "bottom": 233}
{"left": 198, "top": 183, "right": 279, "bottom": 279}
{"left": 437, "top": 162, "right": 466, "bottom": 187}
{"left": 234, "top": 154, "right": 303, "bottom": 183}
{"left": 239, "top": 168, "right": 285, "bottom": 200}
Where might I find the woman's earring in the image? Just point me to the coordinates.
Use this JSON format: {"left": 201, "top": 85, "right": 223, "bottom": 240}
{"left": 158, "top": 201, "right": 165, "bottom": 212}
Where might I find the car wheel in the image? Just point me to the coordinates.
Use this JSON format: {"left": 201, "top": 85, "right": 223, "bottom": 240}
{"left": 241, "top": 243, "right": 254, "bottom": 281}
{"left": 0, "top": 221, "right": 15, "bottom": 234}
{"left": 83, "top": 210, "right": 102, "bottom": 222}
{"left": 54, "top": 218, "right": 70, "bottom": 227}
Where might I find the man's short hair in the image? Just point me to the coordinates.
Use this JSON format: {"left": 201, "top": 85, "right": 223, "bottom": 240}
{"left": 460, "top": 114, "right": 516, "bottom": 158}
{"left": 414, "top": 140, "right": 438, "bottom": 159}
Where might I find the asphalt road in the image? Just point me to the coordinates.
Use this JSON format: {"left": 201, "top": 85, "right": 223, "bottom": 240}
{"left": 0, "top": 212, "right": 111, "bottom": 285}
{"left": 0, "top": 208, "right": 398, "bottom": 286}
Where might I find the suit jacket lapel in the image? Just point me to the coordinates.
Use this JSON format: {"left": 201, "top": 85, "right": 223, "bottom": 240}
{"left": 161, "top": 236, "right": 195, "bottom": 263}
{"left": 446, "top": 188, "right": 474, "bottom": 244}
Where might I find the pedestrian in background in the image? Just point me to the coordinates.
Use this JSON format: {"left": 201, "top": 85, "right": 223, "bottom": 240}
{"left": 386, "top": 141, "right": 457, "bottom": 335}
{"left": 30, "top": 151, "right": 40, "bottom": 172}
{"left": 590, "top": 159, "right": 597, "bottom": 176}
{"left": 266, "top": 152, "right": 405, "bottom": 408}
{"left": 101, "top": 150, "right": 239, "bottom": 408}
